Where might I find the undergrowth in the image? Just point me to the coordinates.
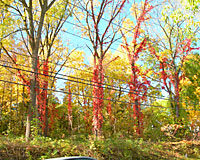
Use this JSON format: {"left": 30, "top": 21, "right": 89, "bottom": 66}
{"left": 0, "top": 135, "right": 200, "bottom": 160}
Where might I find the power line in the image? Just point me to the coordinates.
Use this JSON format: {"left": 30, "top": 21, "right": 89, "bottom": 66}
{"left": 0, "top": 63, "right": 157, "bottom": 99}
{"left": 0, "top": 59, "right": 161, "bottom": 102}
{"left": 2, "top": 47, "right": 135, "bottom": 85}
{"left": 0, "top": 59, "right": 127, "bottom": 91}
{"left": 0, "top": 61, "right": 199, "bottom": 105}
{"left": 0, "top": 78, "right": 147, "bottom": 106}
{"left": 4, "top": 41, "right": 199, "bottom": 97}
{"left": 2, "top": 48, "right": 161, "bottom": 91}
{"left": 0, "top": 78, "right": 199, "bottom": 111}
{"left": 0, "top": 58, "right": 130, "bottom": 91}
{"left": 0, "top": 61, "right": 166, "bottom": 103}
{"left": 0, "top": 58, "right": 170, "bottom": 102}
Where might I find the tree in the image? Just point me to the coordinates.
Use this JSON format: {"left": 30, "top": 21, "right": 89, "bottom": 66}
{"left": 121, "top": 0, "right": 153, "bottom": 135}
{"left": 181, "top": 53, "right": 200, "bottom": 132}
{"left": 147, "top": 1, "right": 199, "bottom": 119}
{"left": 80, "top": 0, "right": 127, "bottom": 137}
{"left": 0, "top": 0, "right": 76, "bottom": 141}
{"left": 34, "top": 0, "right": 75, "bottom": 135}
{"left": 0, "top": 46, "right": 31, "bottom": 135}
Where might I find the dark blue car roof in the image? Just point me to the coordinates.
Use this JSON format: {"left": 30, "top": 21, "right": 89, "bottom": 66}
{"left": 45, "top": 156, "right": 97, "bottom": 160}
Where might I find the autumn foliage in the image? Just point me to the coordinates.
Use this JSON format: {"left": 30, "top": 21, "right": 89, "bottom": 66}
{"left": 149, "top": 38, "right": 200, "bottom": 117}
{"left": 121, "top": 0, "right": 152, "bottom": 135}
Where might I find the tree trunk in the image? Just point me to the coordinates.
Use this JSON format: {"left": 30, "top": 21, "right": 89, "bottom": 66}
{"left": 92, "top": 58, "right": 104, "bottom": 138}
{"left": 25, "top": 106, "right": 31, "bottom": 142}
{"left": 175, "top": 77, "right": 180, "bottom": 118}
{"left": 44, "top": 105, "right": 49, "bottom": 136}
{"left": 25, "top": 51, "right": 39, "bottom": 141}
{"left": 68, "top": 87, "right": 72, "bottom": 134}
{"left": 92, "top": 58, "right": 99, "bottom": 137}
{"left": 129, "top": 74, "right": 143, "bottom": 136}
{"left": 98, "top": 59, "right": 104, "bottom": 132}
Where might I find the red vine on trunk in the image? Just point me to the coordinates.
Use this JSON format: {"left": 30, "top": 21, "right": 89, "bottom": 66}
{"left": 149, "top": 39, "right": 200, "bottom": 117}
{"left": 121, "top": 0, "right": 153, "bottom": 135}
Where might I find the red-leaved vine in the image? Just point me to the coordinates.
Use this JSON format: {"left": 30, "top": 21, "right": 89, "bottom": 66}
{"left": 48, "top": 103, "right": 58, "bottom": 129}
{"left": 83, "top": 97, "right": 91, "bottom": 133}
{"left": 9, "top": 54, "right": 30, "bottom": 91}
{"left": 149, "top": 39, "right": 200, "bottom": 117}
{"left": 92, "top": 58, "right": 104, "bottom": 136}
{"left": 12, "top": 54, "right": 49, "bottom": 133}
{"left": 121, "top": 0, "right": 153, "bottom": 135}
{"left": 35, "top": 57, "right": 49, "bottom": 133}
{"left": 86, "top": 0, "right": 127, "bottom": 136}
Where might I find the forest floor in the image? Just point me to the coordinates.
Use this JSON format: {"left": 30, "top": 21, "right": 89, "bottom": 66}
{"left": 0, "top": 135, "right": 200, "bottom": 160}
